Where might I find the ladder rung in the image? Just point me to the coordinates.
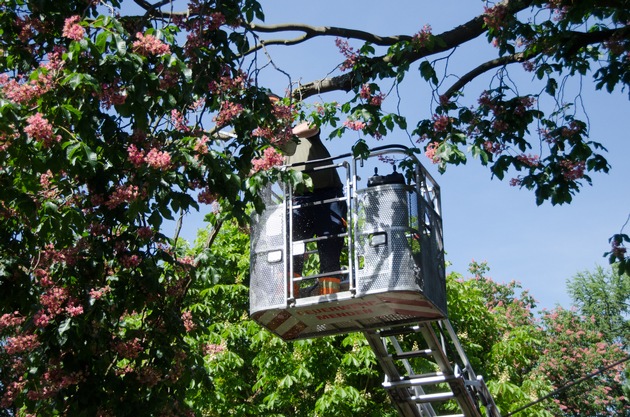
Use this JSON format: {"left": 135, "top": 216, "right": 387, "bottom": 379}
{"left": 378, "top": 325, "right": 423, "bottom": 338}
{"left": 391, "top": 371, "right": 443, "bottom": 381}
{"left": 392, "top": 348, "right": 433, "bottom": 360}
{"left": 384, "top": 374, "right": 457, "bottom": 388}
{"left": 411, "top": 391, "right": 455, "bottom": 403}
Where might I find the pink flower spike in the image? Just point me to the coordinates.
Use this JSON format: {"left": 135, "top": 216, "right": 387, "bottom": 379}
{"left": 251, "top": 147, "right": 284, "bottom": 173}
{"left": 132, "top": 32, "right": 170, "bottom": 56}
{"left": 62, "top": 16, "right": 85, "bottom": 41}
{"left": 145, "top": 148, "right": 171, "bottom": 170}
{"left": 343, "top": 119, "right": 366, "bottom": 131}
{"left": 24, "top": 113, "right": 60, "bottom": 147}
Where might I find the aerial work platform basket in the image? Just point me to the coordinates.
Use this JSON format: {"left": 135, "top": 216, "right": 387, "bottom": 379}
{"left": 249, "top": 145, "right": 446, "bottom": 340}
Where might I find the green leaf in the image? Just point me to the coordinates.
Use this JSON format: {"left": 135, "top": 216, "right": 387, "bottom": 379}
{"left": 114, "top": 34, "right": 127, "bottom": 55}
{"left": 95, "top": 31, "right": 110, "bottom": 53}
{"left": 419, "top": 60, "right": 438, "bottom": 84}
{"left": 58, "top": 318, "right": 72, "bottom": 345}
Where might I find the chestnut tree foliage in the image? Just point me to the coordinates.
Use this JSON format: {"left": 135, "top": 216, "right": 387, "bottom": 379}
{"left": 0, "top": 0, "right": 629, "bottom": 416}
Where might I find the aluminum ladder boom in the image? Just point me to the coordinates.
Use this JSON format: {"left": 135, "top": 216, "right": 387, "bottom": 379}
{"left": 363, "top": 319, "right": 501, "bottom": 417}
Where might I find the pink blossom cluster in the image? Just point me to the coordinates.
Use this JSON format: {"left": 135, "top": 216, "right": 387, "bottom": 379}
{"left": 207, "top": 68, "right": 249, "bottom": 95}
{"left": 42, "top": 47, "right": 67, "bottom": 72}
{"left": 39, "top": 286, "right": 69, "bottom": 316}
{"left": 546, "top": 0, "right": 570, "bottom": 21}
{"left": 39, "top": 170, "right": 59, "bottom": 199}
{"left": 181, "top": 311, "right": 195, "bottom": 332}
{"left": 136, "top": 226, "right": 154, "bottom": 239}
{"left": 62, "top": 16, "right": 85, "bottom": 41}
{"left": 158, "top": 67, "right": 180, "bottom": 90}
{"left": 424, "top": 142, "right": 441, "bottom": 164}
{"left": 516, "top": 153, "right": 541, "bottom": 167}
{"left": 251, "top": 147, "right": 284, "bottom": 173}
{"left": 559, "top": 159, "right": 585, "bottom": 180}
{"left": 132, "top": 32, "right": 171, "bottom": 56}
{"left": 171, "top": 109, "right": 190, "bottom": 132}
{"left": 0, "top": 311, "right": 25, "bottom": 330}
{"left": 207, "top": 12, "right": 227, "bottom": 30}
{"left": 411, "top": 24, "right": 432, "bottom": 48}
{"left": 522, "top": 60, "right": 535, "bottom": 72}
{"left": 0, "top": 377, "right": 26, "bottom": 408}
{"left": 492, "top": 119, "right": 509, "bottom": 132}
{"left": 24, "top": 113, "right": 61, "bottom": 147}
{"left": 136, "top": 366, "right": 162, "bottom": 387}
{"left": 177, "top": 5, "right": 227, "bottom": 56}
{"left": 194, "top": 135, "right": 209, "bottom": 154}
{"left": 483, "top": 5, "right": 508, "bottom": 31}
{"left": 114, "top": 337, "right": 143, "bottom": 359}
{"left": 343, "top": 119, "right": 366, "bottom": 131}
{"left": 120, "top": 254, "right": 142, "bottom": 268}
{"left": 26, "top": 368, "right": 84, "bottom": 401}
{"left": 509, "top": 177, "right": 523, "bottom": 187}
{"left": 513, "top": 96, "right": 536, "bottom": 116}
{"left": 3, "top": 334, "right": 41, "bottom": 355}
{"left": 40, "top": 242, "right": 83, "bottom": 267}
{"left": 561, "top": 120, "right": 582, "bottom": 138}
{"left": 105, "top": 184, "right": 141, "bottom": 209}
{"left": 203, "top": 341, "right": 226, "bottom": 357}
{"left": 483, "top": 140, "right": 504, "bottom": 155}
{"left": 88, "top": 222, "right": 109, "bottom": 237}
{"left": 477, "top": 91, "right": 494, "bottom": 108}
{"left": 37, "top": 285, "right": 84, "bottom": 323}
{"left": 189, "top": 97, "right": 205, "bottom": 111}
{"left": 359, "top": 83, "right": 385, "bottom": 106}
{"left": 100, "top": 82, "right": 127, "bottom": 109}
{"left": 252, "top": 100, "right": 295, "bottom": 146}
{"left": 213, "top": 101, "right": 243, "bottom": 126}
{"left": 1, "top": 72, "right": 55, "bottom": 105}
{"left": 127, "top": 144, "right": 145, "bottom": 167}
{"left": 15, "top": 15, "right": 41, "bottom": 43}
{"left": 89, "top": 285, "right": 111, "bottom": 300}
{"left": 197, "top": 186, "right": 217, "bottom": 204}
{"left": 335, "top": 38, "right": 358, "bottom": 71}
{"left": 34, "top": 268, "right": 53, "bottom": 287}
{"left": 432, "top": 114, "right": 452, "bottom": 132}
{"left": 145, "top": 148, "right": 172, "bottom": 169}
{"left": 65, "top": 300, "right": 84, "bottom": 317}
{"left": 0, "top": 133, "right": 11, "bottom": 152}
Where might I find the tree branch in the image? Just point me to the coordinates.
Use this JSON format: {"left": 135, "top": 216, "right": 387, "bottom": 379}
{"left": 444, "top": 52, "right": 531, "bottom": 98}
{"left": 291, "top": 0, "right": 534, "bottom": 99}
{"left": 443, "top": 26, "right": 628, "bottom": 98}
{"left": 249, "top": 22, "right": 413, "bottom": 45}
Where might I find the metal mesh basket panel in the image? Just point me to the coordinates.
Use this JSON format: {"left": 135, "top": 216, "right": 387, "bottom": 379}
{"left": 356, "top": 185, "right": 421, "bottom": 295}
{"left": 250, "top": 205, "right": 287, "bottom": 312}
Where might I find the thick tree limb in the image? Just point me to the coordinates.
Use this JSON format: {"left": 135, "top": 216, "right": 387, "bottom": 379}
{"left": 290, "top": 0, "right": 534, "bottom": 99}
{"left": 246, "top": 22, "right": 413, "bottom": 51}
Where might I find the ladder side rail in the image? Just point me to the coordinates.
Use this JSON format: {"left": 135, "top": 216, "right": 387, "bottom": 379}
{"left": 364, "top": 331, "right": 428, "bottom": 417}
{"left": 418, "top": 322, "right": 484, "bottom": 417}
{"left": 386, "top": 334, "right": 439, "bottom": 417}
{"left": 436, "top": 320, "right": 502, "bottom": 417}
{"left": 440, "top": 320, "right": 478, "bottom": 382}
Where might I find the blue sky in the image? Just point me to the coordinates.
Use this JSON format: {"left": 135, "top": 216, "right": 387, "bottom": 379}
{"left": 246, "top": 1, "right": 630, "bottom": 310}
